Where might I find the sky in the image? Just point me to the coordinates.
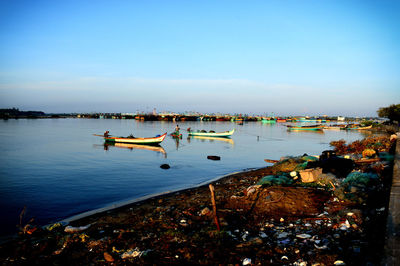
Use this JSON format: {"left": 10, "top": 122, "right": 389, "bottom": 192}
{"left": 0, "top": 0, "right": 399, "bottom": 116}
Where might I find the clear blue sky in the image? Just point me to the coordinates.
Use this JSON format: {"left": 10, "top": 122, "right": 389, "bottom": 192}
{"left": 0, "top": 0, "right": 399, "bottom": 116}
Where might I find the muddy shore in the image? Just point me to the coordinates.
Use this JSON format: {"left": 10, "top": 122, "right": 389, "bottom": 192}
{"left": 0, "top": 135, "right": 397, "bottom": 265}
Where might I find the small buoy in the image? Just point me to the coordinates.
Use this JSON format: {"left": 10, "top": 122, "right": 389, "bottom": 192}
{"left": 160, "top": 164, "right": 170, "bottom": 169}
{"left": 207, "top": 155, "right": 221, "bottom": 160}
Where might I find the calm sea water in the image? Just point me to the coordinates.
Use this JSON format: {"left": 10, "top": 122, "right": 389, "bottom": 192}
{"left": 0, "top": 119, "right": 369, "bottom": 237}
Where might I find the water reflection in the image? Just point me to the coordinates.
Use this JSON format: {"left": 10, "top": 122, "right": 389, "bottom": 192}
{"left": 188, "top": 136, "right": 235, "bottom": 145}
{"left": 103, "top": 142, "right": 167, "bottom": 157}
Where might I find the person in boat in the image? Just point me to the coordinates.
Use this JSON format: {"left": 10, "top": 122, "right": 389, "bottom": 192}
{"left": 103, "top": 131, "right": 110, "bottom": 137}
{"left": 174, "top": 125, "right": 180, "bottom": 135}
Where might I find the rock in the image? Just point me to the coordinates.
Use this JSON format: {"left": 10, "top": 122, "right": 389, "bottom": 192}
{"left": 160, "top": 164, "right": 170, "bottom": 169}
{"left": 207, "top": 155, "right": 221, "bottom": 160}
{"left": 104, "top": 252, "right": 114, "bottom": 262}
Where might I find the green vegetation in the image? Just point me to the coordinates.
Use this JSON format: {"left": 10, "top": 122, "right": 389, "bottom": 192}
{"left": 377, "top": 104, "right": 400, "bottom": 124}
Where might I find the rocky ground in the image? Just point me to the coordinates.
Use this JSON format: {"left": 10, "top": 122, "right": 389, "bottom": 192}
{"left": 0, "top": 135, "right": 397, "bottom": 265}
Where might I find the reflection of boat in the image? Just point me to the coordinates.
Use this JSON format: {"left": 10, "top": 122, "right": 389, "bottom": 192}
{"left": 188, "top": 129, "right": 235, "bottom": 137}
{"left": 287, "top": 125, "right": 323, "bottom": 131}
{"left": 192, "top": 136, "right": 234, "bottom": 145}
{"left": 104, "top": 142, "right": 167, "bottom": 156}
{"left": 95, "top": 132, "right": 167, "bottom": 144}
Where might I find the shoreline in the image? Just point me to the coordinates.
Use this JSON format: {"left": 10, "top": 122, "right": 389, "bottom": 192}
{"left": 60, "top": 170, "right": 245, "bottom": 225}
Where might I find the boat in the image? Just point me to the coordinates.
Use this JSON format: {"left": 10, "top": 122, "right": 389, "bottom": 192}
{"left": 342, "top": 124, "right": 372, "bottom": 130}
{"left": 261, "top": 117, "right": 276, "bottom": 123}
{"left": 356, "top": 125, "right": 372, "bottom": 130}
{"left": 187, "top": 129, "right": 235, "bottom": 137}
{"left": 287, "top": 125, "right": 323, "bottom": 131}
{"left": 94, "top": 132, "right": 167, "bottom": 145}
{"left": 324, "top": 124, "right": 347, "bottom": 130}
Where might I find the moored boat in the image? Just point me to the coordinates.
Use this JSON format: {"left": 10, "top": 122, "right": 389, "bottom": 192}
{"left": 94, "top": 132, "right": 167, "bottom": 145}
{"left": 324, "top": 124, "right": 347, "bottom": 130}
{"left": 188, "top": 129, "right": 235, "bottom": 137}
{"left": 261, "top": 117, "right": 276, "bottom": 123}
{"left": 287, "top": 125, "right": 323, "bottom": 131}
{"left": 356, "top": 125, "right": 372, "bottom": 130}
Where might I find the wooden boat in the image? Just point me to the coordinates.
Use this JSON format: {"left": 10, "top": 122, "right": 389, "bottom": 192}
{"left": 188, "top": 129, "right": 235, "bottom": 137}
{"left": 94, "top": 132, "right": 167, "bottom": 145}
{"left": 342, "top": 124, "right": 372, "bottom": 130}
{"left": 324, "top": 124, "right": 347, "bottom": 130}
{"left": 287, "top": 125, "right": 323, "bottom": 131}
{"left": 355, "top": 125, "right": 372, "bottom": 130}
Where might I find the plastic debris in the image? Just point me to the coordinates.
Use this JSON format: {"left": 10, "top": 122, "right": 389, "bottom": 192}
{"left": 46, "top": 223, "right": 62, "bottom": 231}
{"left": 296, "top": 233, "right": 312, "bottom": 239}
{"left": 243, "top": 258, "right": 252, "bottom": 265}
{"left": 299, "top": 168, "right": 322, "bottom": 183}
{"left": 121, "top": 248, "right": 144, "bottom": 259}
{"left": 64, "top": 224, "right": 91, "bottom": 233}
{"left": 104, "top": 252, "right": 114, "bottom": 262}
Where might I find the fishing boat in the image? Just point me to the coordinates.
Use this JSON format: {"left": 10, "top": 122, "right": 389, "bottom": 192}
{"left": 261, "top": 117, "right": 276, "bottom": 123}
{"left": 342, "top": 124, "right": 372, "bottom": 130}
{"left": 187, "top": 129, "right": 235, "bottom": 137}
{"left": 356, "top": 125, "right": 372, "bottom": 130}
{"left": 324, "top": 124, "right": 347, "bottom": 130}
{"left": 94, "top": 132, "right": 167, "bottom": 145}
{"left": 287, "top": 125, "right": 323, "bottom": 131}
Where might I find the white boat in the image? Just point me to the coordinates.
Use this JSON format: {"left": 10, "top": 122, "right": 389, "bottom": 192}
{"left": 188, "top": 129, "right": 235, "bottom": 137}
{"left": 95, "top": 132, "right": 167, "bottom": 145}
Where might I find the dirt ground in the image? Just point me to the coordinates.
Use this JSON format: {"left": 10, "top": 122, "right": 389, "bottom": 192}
{"left": 0, "top": 135, "right": 396, "bottom": 265}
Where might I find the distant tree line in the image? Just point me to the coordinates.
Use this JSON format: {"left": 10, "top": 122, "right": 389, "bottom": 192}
{"left": 377, "top": 104, "right": 400, "bottom": 125}
{"left": 0, "top": 108, "right": 45, "bottom": 118}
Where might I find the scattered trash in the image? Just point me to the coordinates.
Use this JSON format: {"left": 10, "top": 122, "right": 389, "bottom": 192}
{"left": 242, "top": 258, "right": 252, "bottom": 265}
{"left": 121, "top": 248, "right": 145, "bottom": 259}
{"left": 64, "top": 224, "right": 91, "bottom": 233}
{"left": 299, "top": 168, "right": 322, "bottom": 183}
{"left": 46, "top": 223, "right": 62, "bottom": 231}
{"left": 104, "top": 252, "right": 114, "bottom": 262}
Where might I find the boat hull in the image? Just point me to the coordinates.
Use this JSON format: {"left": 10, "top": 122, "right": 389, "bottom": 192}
{"left": 188, "top": 129, "right": 235, "bottom": 137}
{"left": 287, "top": 125, "right": 323, "bottom": 131}
{"left": 105, "top": 133, "right": 167, "bottom": 145}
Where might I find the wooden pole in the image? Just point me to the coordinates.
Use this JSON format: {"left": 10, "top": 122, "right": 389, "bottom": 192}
{"left": 209, "top": 184, "right": 220, "bottom": 231}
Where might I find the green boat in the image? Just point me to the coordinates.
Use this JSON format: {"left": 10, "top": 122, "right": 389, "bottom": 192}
{"left": 287, "top": 125, "right": 323, "bottom": 131}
